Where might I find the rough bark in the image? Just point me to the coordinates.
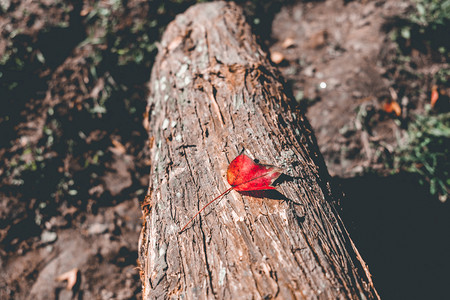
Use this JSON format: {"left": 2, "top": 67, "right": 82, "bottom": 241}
{"left": 139, "top": 2, "right": 379, "bottom": 299}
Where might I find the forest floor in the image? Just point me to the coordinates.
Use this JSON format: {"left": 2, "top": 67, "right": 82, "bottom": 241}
{"left": 1, "top": 0, "right": 449, "bottom": 299}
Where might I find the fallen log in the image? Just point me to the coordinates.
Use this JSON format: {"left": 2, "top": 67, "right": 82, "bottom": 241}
{"left": 139, "top": 2, "right": 379, "bottom": 299}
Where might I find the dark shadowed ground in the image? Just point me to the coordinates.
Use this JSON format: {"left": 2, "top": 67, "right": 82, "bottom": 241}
{"left": 1, "top": 0, "right": 448, "bottom": 299}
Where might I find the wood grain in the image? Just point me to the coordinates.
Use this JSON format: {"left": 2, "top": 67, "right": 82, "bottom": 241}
{"left": 139, "top": 2, "right": 379, "bottom": 299}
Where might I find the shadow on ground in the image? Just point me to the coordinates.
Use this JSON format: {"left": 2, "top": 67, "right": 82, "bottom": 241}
{"left": 335, "top": 174, "right": 450, "bottom": 299}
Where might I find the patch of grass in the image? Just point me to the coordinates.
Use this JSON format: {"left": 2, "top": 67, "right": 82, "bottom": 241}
{"left": 376, "top": 0, "right": 450, "bottom": 202}
{"left": 392, "top": 0, "right": 450, "bottom": 61}
{"left": 393, "top": 108, "right": 450, "bottom": 201}
{"left": 434, "top": 68, "right": 450, "bottom": 85}
{"left": 410, "top": 0, "right": 450, "bottom": 29}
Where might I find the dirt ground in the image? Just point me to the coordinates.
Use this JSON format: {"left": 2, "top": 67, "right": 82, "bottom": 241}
{"left": 1, "top": 0, "right": 449, "bottom": 299}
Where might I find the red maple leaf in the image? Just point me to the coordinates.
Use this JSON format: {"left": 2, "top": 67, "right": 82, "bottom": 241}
{"left": 180, "top": 153, "right": 282, "bottom": 232}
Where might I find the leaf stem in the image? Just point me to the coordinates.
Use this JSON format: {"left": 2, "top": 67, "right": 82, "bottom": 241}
{"left": 180, "top": 187, "right": 233, "bottom": 233}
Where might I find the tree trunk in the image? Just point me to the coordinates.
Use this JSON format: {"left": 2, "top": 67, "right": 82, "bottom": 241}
{"left": 139, "top": 2, "right": 379, "bottom": 299}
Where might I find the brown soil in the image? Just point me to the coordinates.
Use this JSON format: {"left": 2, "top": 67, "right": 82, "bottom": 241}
{"left": 1, "top": 0, "right": 449, "bottom": 299}
{"left": 270, "top": 1, "right": 450, "bottom": 298}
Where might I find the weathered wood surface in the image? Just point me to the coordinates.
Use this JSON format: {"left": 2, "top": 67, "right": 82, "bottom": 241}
{"left": 139, "top": 2, "right": 379, "bottom": 299}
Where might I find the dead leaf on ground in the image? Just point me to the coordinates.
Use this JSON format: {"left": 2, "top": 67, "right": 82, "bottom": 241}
{"left": 90, "top": 78, "right": 105, "bottom": 99}
{"left": 306, "top": 30, "right": 328, "bottom": 49}
{"left": 111, "top": 138, "right": 127, "bottom": 155}
{"left": 389, "top": 87, "right": 398, "bottom": 102}
{"left": 63, "top": 207, "right": 78, "bottom": 217}
{"left": 281, "top": 37, "right": 295, "bottom": 48}
{"left": 143, "top": 107, "right": 150, "bottom": 131}
{"left": 103, "top": 154, "right": 133, "bottom": 196}
{"left": 56, "top": 268, "right": 80, "bottom": 290}
{"left": 270, "top": 51, "right": 285, "bottom": 64}
{"left": 383, "top": 100, "right": 401, "bottom": 116}
{"left": 431, "top": 85, "right": 439, "bottom": 107}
